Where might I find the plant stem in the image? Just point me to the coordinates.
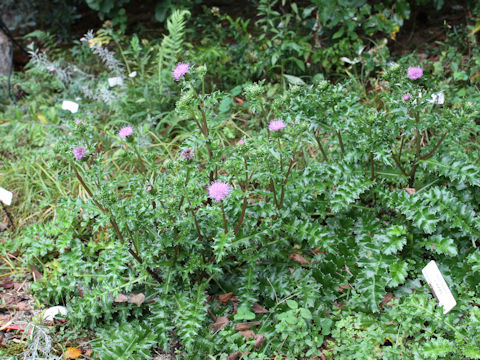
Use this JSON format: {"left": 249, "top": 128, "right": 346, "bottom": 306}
{"left": 234, "top": 157, "right": 249, "bottom": 235}
{"left": 1, "top": 202, "right": 15, "bottom": 231}
{"left": 270, "top": 179, "right": 279, "bottom": 209}
{"left": 370, "top": 151, "right": 375, "bottom": 181}
{"left": 221, "top": 202, "right": 228, "bottom": 234}
{"left": 178, "top": 168, "right": 191, "bottom": 210}
{"left": 74, "top": 166, "right": 162, "bottom": 284}
{"left": 314, "top": 129, "right": 328, "bottom": 162}
{"left": 420, "top": 133, "right": 447, "bottom": 160}
{"left": 279, "top": 159, "right": 296, "bottom": 210}
{"left": 337, "top": 131, "right": 345, "bottom": 157}
{"left": 391, "top": 150, "right": 409, "bottom": 177}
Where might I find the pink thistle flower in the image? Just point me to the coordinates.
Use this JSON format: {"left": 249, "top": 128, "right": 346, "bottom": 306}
{"left": 181, "top": 147, "right": 194, "bottom": 160}
{"left": 407, "top": 67, "right": 423, "bottom": 80}
{"left": 118, "top": 125, "right": 133, "bottom": 138}
{"left": 238, "top": 139, "right": 245, "bottom": 145}
{"left": 268, "top": 120, "right": 286, "bottom": 131}
{"left": 208, "top": 181, "right": 232, "bottom": 202}
{"left": 403, "top": 94, "right": 410, "bottom": 101}
{"left": 73, "top": 146, "right": 86, "bottom": 160}
{"left": 173, "top": 63, "right": 190, "bottom": 81}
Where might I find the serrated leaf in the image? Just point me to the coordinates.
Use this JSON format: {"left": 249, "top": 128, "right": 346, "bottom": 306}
{"left": 378, "top": 225, "right": 407, "bottom": 255}
{"left": 422, "top": 338, "right": 455, "bottom": 358}
{"left": 425, "top": 235, "right": 458, "bottom": 256}
{"left": 389, "top": 261, "right": 408, "bottom": 287}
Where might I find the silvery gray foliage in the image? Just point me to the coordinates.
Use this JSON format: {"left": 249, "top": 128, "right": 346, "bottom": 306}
{"left": 28, "top": 47, "right": 119, "bottom": 105}
{"left": 21, "top": 323, "right": 59, "bottom": 360}
{"left": 80, "top": 30, "right": 124, "bottom": 77}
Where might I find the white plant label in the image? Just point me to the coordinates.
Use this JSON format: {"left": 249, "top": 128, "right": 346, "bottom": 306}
{"left": 0, "top": 187, "right": 13, "bottom": 206}
{"left": 61, "top": 100, "right": 79, "bottom": 113}
{"left": 108, "top": 76, "right": 124, "bottom": 87}
{"left": 429, "top": 91, "right": 445, "bottom": 105}
{"left": 422, "top": 260, "right": 456, "bottom": 314}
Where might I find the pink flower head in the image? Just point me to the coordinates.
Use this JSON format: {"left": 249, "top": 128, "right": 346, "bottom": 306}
{"left": 181, "top": 147, "right": 194, "bottom": 160}
{"left": 268, "top": 120, "right": 286, "bottom": 131}
{"left": 118, "top": 125, "right": 133, "bottom": 138}
{"left": 173, "top": 63, "right": 190, "bottom": 81}
{"left": 407, "top": 67, "right": 423, "bottom": 80}
{"left": 73, "top": 146, "right": 86, "bottom": 160}
{"left": 238, "top": 139, "right": 245, "bottom": 145}
{"left": 208, "top": 181, "right": 232, "bottom": 202}
{"left": 403, "top": 94, "right": 410, "bottom": 101}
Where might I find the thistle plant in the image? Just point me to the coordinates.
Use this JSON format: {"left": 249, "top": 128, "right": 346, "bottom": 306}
{"left": 14, "top": 58, "right": 480, "bottom": 359}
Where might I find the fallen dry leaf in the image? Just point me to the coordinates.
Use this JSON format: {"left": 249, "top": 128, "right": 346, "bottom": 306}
{"left": 254, "top": 334, "right": 265, "bottom": 349}
{"left": 13, "top": 302, "right": 32, "bottom": 311}
{"left": 252, "top": 303, "right": 269, "bottom": 314}
{"left": 289, "top": 253, "right": 310, "bottom": 265}
{"left": 227, "top": 352, "right": 242, "bottom": 360}
{"left": 114, "top": 294, "right": 129, "bottom": 303}
{"left": 84, "top": 349, "right": 93, "bottom": 357}
{"left": 218, "top": 292, "right": 236, "bottom": 304}
{"left": 405, "top": 188, "right": 416, "bottom": 194}
{"left": 0, "top": 280, "right": 14, "bottom": 289}
{"left": 379, "top": 292, "right": 397, "bottom": 311}
{"left": 312, "top": 247, "right": 326, "bottom": 255}
{"left": 234, "top": 321, "right": 260, "bottom": 331}
{"left": 227, "top": 352, "right": 243, "bottom": 360}
{"left": 128, "top": 293, "right": 145, "bottom": 307}
{"left": 211, "top": 316, "right": 229, "bottom": 332}
{"left": 338, "top": 284, "right": 352, "bottom": 293}
{"left": 30, "top": 265, "right": 43, "bottom": 281}
{"left": 240, "top": 330, "right": 256, "bottom": 341}
{"left": 64, "top": 347, "right": 82, "bottom": 359}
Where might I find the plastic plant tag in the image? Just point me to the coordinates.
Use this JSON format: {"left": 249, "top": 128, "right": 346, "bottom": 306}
{"left": 61, "top": 100, "right": 79, "bottom": 113}
{"left": 422, "top": 260, "right": 456, "bottom": 314}
{"left": 108, "top": 76, "right": 124, "bottom": 87}
{"left": 0, "top": 187, "right": 13, "bottom": 205}
{"left": 428, "top": 91, "right": 445, "bottom": 105}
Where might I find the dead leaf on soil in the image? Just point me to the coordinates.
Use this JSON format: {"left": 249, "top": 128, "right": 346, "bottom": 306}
{"left": 338, "top": 284, "right": 352, "bottom": 293}
{"left": 240, "top": 330, "right": 256, "bottom": 341}
{"left": 0, "top": 280, "right": 14, "bottom": 289}
{"left": 218, "top": 292, "right": 238, "bottom": 304}
{"left": 211, "top": 316, "right": 229, "bottom": 332}
{"left": 289, "top": 253, "right": 310, "bottom": 265}
{"left": 254, "top": 334, "right": 265, "bottom": 349}
{"left": 30, "top": 265, "right": 43, "bottom": 281}
{"left": 379, "top": 292, "right": 398, "bottom": 311}
{"left": 13, "top": 302, "right": 32, "bottom": 311}
{"left": 64, "top": 346, "right": 82, "bottom": 359}
{"left": 312, "top": 247, "right": 326, "bottom": 255}
{"left": 227, "top": 352, "right": 242, "bottom": 360}
{"left": 128, "top": 293, "right": 145, "bottom": 307}
{"left": 252, "top": 303, "right": 269, "bottom": 314}
{"left": 234, "top": 321, "right": 260, "bottom": 331}
{"left": 114, "top": 293, "right": 129, "bottom": 303}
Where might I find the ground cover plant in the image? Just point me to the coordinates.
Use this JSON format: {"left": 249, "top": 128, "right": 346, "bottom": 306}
{"left": 1, "top": 1, "right": 480, "bottom": 359}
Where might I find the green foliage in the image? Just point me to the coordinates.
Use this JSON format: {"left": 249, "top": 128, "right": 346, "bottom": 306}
{"left": 3, "top": 3, "right": 480, "bottom": 359}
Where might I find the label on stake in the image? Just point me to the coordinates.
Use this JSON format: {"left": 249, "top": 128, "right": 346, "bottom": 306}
{"left": 108, "top": 77, "right": 123, "bottom": 87}
{"left": 422, "top": 260, "right": 456, "bottom": 314}
{"left": 61, "top": 100, "right": 79, "bottom": 113}
{"left": 0, "top": 187, "right": 13, "bottom": 205}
